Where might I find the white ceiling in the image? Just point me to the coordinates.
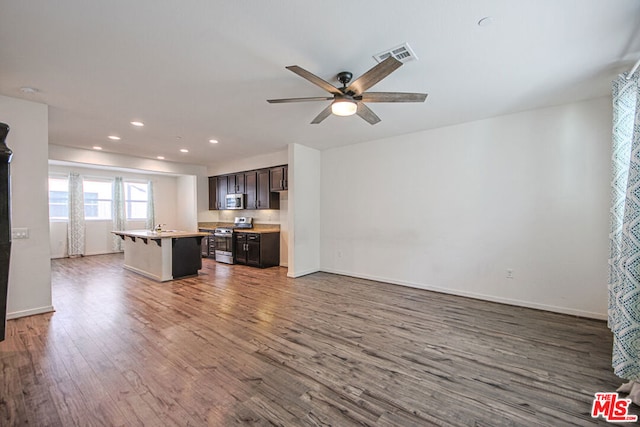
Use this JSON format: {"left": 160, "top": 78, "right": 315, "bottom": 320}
{"left": 1, "top": 1, "right": 639, "bottom": 167}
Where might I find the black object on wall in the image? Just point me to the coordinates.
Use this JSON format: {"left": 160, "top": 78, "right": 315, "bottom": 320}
{"left": 0, "top": 123, "right": 12, "bottom": 342}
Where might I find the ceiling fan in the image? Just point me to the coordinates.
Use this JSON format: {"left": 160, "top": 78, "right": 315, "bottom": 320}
{"left": 267, "top": 56, "right": 427, "bottom": 125}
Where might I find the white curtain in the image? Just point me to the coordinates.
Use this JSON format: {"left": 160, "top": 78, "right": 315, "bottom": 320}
{"left": 112, "top": 177, "right": 125, "bottom": 252}
{"left": 145, "top": 180, "right": 155, "bottom": 231}
{"left": 67, "top": 172, "right": 85, "bottom": 256}
{"left": 609, "top": 71, "right": 640, "bottom": 403}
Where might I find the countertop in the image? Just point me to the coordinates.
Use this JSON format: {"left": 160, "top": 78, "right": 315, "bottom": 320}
{"left": 198, "top": 222, "right": 280, "bottom": 234}
{"left": 113, "top": 230, "right": 210, "bottom": 239}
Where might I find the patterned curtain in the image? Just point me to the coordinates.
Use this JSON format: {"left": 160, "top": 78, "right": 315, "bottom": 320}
{"left": 609, "top": 72, "right": 640, "bottom": 403}
{"left": 112, "top": 177, "right": 125, "bottom": 252}
{"left": 67, "top": 172, "right": 85, "bottom": 256}
{"left": 145, "top": 180, "right": 155, "bottom": 231}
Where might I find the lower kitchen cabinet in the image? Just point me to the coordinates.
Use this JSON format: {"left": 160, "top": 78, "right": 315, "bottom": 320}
{"left": 234, "top": 232, "right": 280, "bottom": 268}
{"left": 200, "top": 232, "right": 209, "bottom": 257}
{"left": 199, "top": 229, "right": 216, "bottom": 257}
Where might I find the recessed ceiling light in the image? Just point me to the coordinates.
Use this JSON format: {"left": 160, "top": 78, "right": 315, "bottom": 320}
{"left": 157, "top": 156, "right": 165, "bottom": 160}
{"left": 130, "top": 121, "right": 144, "bottom": 127}
{"left": 209, "top": 139, "right": 219, "bottom": 144}
{"left": 180, "top": 149, "right": 189, "bottom": 153}
{"left": 93, "top": 146, "right": 103, "bottom": 150}
{"left": 108, "top": 135, "right": 121, "bottom": 140}
{"left": 478, "top": 16, "right": 493, "bottom": 27}
{"left": 20, "top": 86, "right": 39, "bottom": 94}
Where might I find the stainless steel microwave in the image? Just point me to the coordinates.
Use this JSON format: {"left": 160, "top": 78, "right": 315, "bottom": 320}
{"left": 225, "top": 193, "right": 244, "bottom": 210}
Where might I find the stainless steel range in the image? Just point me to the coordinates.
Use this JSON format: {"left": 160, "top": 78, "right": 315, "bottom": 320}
{"left": 214, "top": 217, "right": 253, "bottom": 264}
{"left": 213, "top": 227, "right": 234, "bottom": 264}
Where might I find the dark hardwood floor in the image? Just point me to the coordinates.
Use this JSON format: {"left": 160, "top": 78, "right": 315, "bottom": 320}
{"left": 0, "top": 254, "right": 633, "bottom": 426}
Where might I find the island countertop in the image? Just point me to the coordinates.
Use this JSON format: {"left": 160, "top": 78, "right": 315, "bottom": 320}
{"left": 112, "top": 230, "right": 208, "bottom": 282}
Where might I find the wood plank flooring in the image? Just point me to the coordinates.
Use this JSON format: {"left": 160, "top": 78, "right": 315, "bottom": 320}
{"left": 0, "top": 254, "right": 635, "bottom": 426}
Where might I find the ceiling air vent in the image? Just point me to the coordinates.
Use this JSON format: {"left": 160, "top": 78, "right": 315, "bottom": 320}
{"left": 373, "top": 43, "right": 418, "bottom": 64}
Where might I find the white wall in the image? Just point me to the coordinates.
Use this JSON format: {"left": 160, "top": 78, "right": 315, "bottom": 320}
{"left": 49, "top": 144, "right": 207, "bottom": 176}
{"left": 288, "top": 143, "right": 321, "bottom": 277}
{"left": 48, "top": 164, "right": 180, "bottom": 258}
{"left": 0, "top": 95, "right": 53, "bottom": 319}
{"left": 176, "top": 175, "right": 197, "bottom": 231}
{"left": 197, "top": 174, "right": 217, "bottom": 224}
{"left": 321, "top": 97, "right": 612, "bottom": 319}
{"left": 207, "top": 149, "right": 287, "bottom": 176}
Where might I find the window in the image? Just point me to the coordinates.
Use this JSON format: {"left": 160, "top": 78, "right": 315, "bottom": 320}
{"left": 48, "top": 177, "right": 69, "bottom": 220}
{"left": 125, "top": 182, "right": 149, "bottom": 220}
{"left": 47, "top": 177, "right": 148, "bottom": 221}
{"left": 83, "top": 180, "right": 112, "bottom": 220}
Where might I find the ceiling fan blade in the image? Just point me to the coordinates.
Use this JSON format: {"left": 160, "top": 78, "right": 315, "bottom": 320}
{"left": 286, "top": 65, "right": 343, "bottom": 95}
{"left": 345, "top": 56, "right": 403, "bottom": 95}
{"left": 359, "top": 92, "right": 428, "bottom": 103}
{"left": 310, "top": 104, "right": 333, "bottom": 124}
{"left": 267, "top": 96, "right": 333, "bottom": 104}
{"left": 356, "top": 102, "right": 381, "bottom": 125}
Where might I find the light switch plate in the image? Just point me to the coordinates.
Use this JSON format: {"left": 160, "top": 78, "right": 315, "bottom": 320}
{"left": 12, "top": 227, "right": 29, "bottom": 239}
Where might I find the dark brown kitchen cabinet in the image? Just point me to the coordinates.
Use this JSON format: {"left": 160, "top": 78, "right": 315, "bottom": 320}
{"left": 244, "top": 171, "right": 258, "bottom": 210}
{"left": 270, "top": 165, "right": 288, "bottom": 191}
{"left": 234, "top": 232, "right": 279, "bottom": 268}
{"left": 208, "top": 163, "right": 287, "bottom": 211}
{"left": 199, "top": 229, "right": 216, "bottom": 257}
{"left": 227, "top": 173, "right": 245, "bottom": 194}
{"left": 200, "top": 231, "right": 209, "bottom": 256}
{"left": 216, "top": 175, "right": 228, "bottom": 210}
{"left": 208, "top": 177, "right": 218, "bottom": 210}
{"left": 257, "top": 169, "right": 279, "bottom": 209}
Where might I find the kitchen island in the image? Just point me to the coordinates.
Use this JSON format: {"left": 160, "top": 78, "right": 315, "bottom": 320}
{"left": 112, "top": 230, "right": 210, "bottom": 281}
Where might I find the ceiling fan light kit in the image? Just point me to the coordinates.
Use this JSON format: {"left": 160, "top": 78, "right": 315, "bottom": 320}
{"left": 331, "top": 98, "right": 357, "bottom": 116}
{"left": 267, "top": 56, "right": 427, "bottom": 125}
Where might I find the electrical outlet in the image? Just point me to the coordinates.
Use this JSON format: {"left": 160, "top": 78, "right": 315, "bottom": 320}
{"left": 337, "top": 250, "right": 343, "bottom": 258}
{"left": 12, "top": 227, "right": 29, "bottom": 239}
{"left": 506, "top": 269, "right": 514, "bottom": 279}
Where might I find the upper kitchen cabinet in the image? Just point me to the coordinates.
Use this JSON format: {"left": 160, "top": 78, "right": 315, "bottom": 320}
{"left": 257, "top": 169, "right": 279, "bottom": 209}
{"left": 208, "top": 177, "right": 218, "bottom": 210}
{"left": 270, "top": 165, "right": 288, "bottom": 192}
{"left": 227, "top": 173, "right": 245, "bottom": 194}
{"left": 216, "top": 175, "right": 229, "bottom": 210}
{"left": 244, "top": 171, "right": 258, "bottom": 210}
{"left": 208, "top": 164, "right": 286, "bottom": 211}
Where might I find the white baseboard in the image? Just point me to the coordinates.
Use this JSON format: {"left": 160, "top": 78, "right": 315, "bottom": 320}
{"left": 287, "top": 267, "right": 320, "bottom": 278}
{"left": 7, "top": 305, "right": 55, "bottom": 320}
{"left": 321, "top": 268, "right": 607, "bottom": 321}
{"left": 123, "top": 265, "right": 168, "bottom": 282}
{"left": 51, "top": 251, "right": 123, "bottom": 260}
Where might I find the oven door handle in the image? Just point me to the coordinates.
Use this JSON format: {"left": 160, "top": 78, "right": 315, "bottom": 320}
{"left": 213, "top": 233, "right": 231, "bottom": 237}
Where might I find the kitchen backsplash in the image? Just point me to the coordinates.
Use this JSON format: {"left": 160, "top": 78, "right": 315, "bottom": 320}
{"left": 217, "top": 209, "right": 280, "bottom": 224}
